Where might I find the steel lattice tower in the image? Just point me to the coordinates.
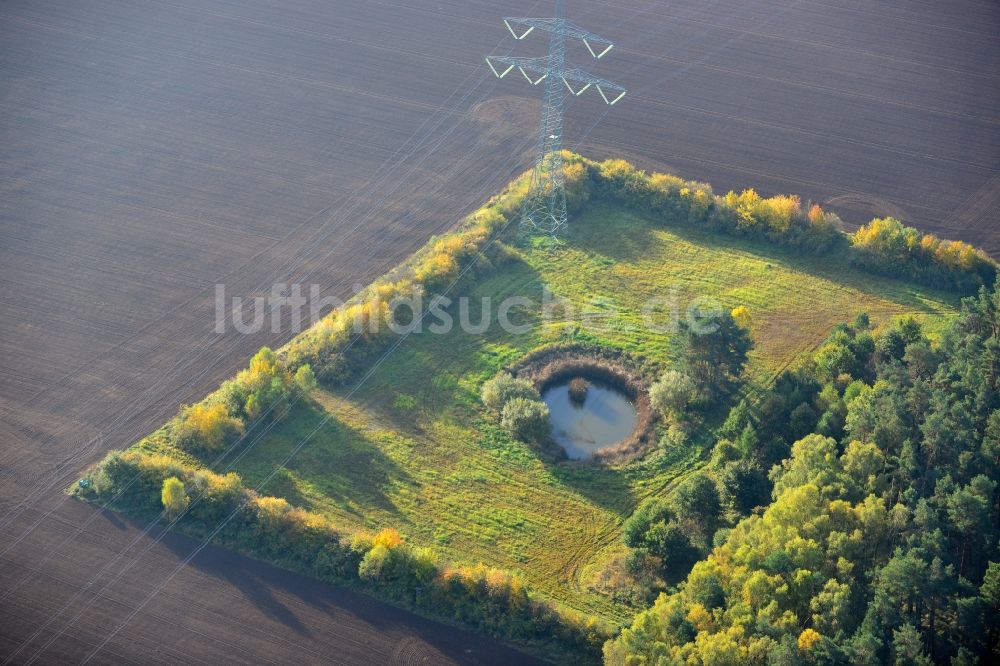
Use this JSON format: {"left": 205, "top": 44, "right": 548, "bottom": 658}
{"left": 486, "top": 0, "right": 625, "bottom": 236}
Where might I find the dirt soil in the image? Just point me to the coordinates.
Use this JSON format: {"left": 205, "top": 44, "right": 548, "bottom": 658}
{"left": 1, "top": 0, "right": 997, "bottom": 663}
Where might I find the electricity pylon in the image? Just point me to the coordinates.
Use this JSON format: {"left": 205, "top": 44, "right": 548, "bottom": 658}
{"left": 486, "top": 0, "right": 625, "bottom": 236}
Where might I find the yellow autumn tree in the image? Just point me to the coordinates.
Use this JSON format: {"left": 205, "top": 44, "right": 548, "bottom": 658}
{"left": 372, "top": 527, "right": 403, "bottom": 549}
{"left": 177, "top": 401, "right": 242, "bottom": 452}
{"left": 161, "top": 476, "right": 189, "bottom": 519}
{"left": 731, "top": 305, "right": 751, "bottom": 329}
{"left": 798, "top": 628, "right": 822, "bottom": 652}
{"left": 759, "top": 194, "right": 801, "bottom": 234}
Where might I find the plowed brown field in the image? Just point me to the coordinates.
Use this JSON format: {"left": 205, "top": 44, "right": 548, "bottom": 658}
{"left": 1, "top": 0, "right": 997, "bottom": 663}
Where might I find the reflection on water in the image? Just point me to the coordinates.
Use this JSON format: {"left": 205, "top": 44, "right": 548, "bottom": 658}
{"left": 542, "top": 380, "right": 638, "bottom": 460}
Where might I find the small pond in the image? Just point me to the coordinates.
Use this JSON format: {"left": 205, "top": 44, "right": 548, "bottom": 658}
{"left": 542, "top": 379, "right": 638, "bottom": 460}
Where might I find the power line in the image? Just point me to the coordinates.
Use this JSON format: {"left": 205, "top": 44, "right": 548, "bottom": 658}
{"left": 485, "top": 0, "right": 625, "bottom": 236}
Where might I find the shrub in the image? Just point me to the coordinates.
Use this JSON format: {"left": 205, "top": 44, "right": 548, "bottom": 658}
{"left": 851, "top": 217, "right": 995, "bottom": 292}
{"left": 280, "top": 178, "right": 532, "bottom": 385}
{"left": 649, "top": 370, "right": 697, "bottom": 419}
{"left": 393, "top": 393, "right": 417, "bottom": 410}
{"left": 192, "top": 469, "right": 245, "bottom": 525}
{"left": 500, "top": 397, "right": 550, "bottom": 442}
{"left": 622, "top": 497, "right": 673, "bottom": 548}
{"left": 563, "top": 160, "right": 592, "bottom": 212}
{"left": 161, "top": 476, "right": 188, "bottom": 519}
{"left": 731, "top": 305, "right": 751, "bottom": 329}
{"left": 568, "top": 377, "right": 589, "bottom": 403}
{"left": 372, "top": 527, "right": 403, "bottom": 548}
{"left": 593, "top": 158, "right": 845, "bottom": 253}
{"left": 239, "top": 347, "right": 293, "bottom": 421}
{"left": 480, "top": 373, "right": 539, "bottom": 412}
{"left": 659, "top": 422, "right": 688, "bottom": 450}
{"left": 591, "top": 156, "right": 994, "bottom": 286}
{"left": 175, "top": 401, "right": 242, "bottom": 454}
{"left": 79, "top": 447, "right": 607, "bottom": 662}
{"left": 358, "top": 543, "right": 392, "bottom": 581}
{"left": 294, "top": 364, "right": 318, "bottom": 394}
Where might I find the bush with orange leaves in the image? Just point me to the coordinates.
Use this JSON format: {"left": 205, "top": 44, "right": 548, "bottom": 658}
{"left": 593, "top": 158, "right": 845, "bottom": 253}
{"left": 174, "top": 400, "right": 243, "bottom": 455}
{"left": 851, "top": 217, "right": 995, "bottom": 292}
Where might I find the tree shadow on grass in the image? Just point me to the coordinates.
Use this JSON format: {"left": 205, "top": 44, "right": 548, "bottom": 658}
{"left": 564, "top": 202, "right": 661, "bottom": 264}
{"left": 568, "top": 201, "right": 959, "bottom": 315}
{"left": 336, "top": 256, "right": 551, "bottom": 438}
{"left": 478, "top": 420, "right": 636, "bottom": 515}
{"left": 547, "top": 458, "right": 636, "bottom": 515}
{"left": 220, "top": 402, "right": 415, "bottom": 522}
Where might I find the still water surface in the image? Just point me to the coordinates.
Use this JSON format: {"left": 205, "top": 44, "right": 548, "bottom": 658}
{"left": 542, "top": 380, "right": 637, "bottom": 459}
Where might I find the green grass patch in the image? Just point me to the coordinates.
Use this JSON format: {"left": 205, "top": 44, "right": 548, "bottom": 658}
{"left": 185, "top": 201, "right": 958, "bottom": 623}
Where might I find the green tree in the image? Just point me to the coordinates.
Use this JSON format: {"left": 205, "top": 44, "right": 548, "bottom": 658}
{"left": 983, "top": 561, "right": 1000, "bottom": 649}
{"left": 480, "top": 373, "right": 539, "bottom": 412}
{"left": 673, "top": 312, "right": 753, "bottom": 398}
{"left": 718, "top": 460, "right": 770, "bottom": 514}
{"left": 644, "top": 521, "right": 699, "bottom": 581}
{"left": 983, "top": 561, "right": 1000, "bottom": 609}
{"left": 810, "top": 579, "right": 853, "bottom": 637}
{"left": 735, "top": 423, "right": 760, "bottom": 459}
{"left": 891, "top": 624, "right": 933, "bottom": 666}
{"left": 719, "top": 400, "right": 754, "bottom": 440}
{"left": 236, "top": 347, "right": 294, "bottom": 423}
{"left": 500, "top": 397, "right": 549, "bottom": 442}
{"left": 669, "top": 473, "right": 721, "bottom": 547}
{"left": 161, "top": 476, "right": 189, "bottom": 519}
{"left": 788, "top": 402, "right": 819, "bottom": 440}
{"left": 622, "top": 498, "right": 672, "bottom": 548}
{"left": 649, "top": 370, "right": 697, "bottom": 419}
{"left": 945, "top": 476, "right": 996, "bottom": 575}
{"left": 294, "top": 364, "right": 318, "bottom": 394}
{"left": 815, "top": 340, "right": 858, "bottom": 381}
{"left": 770, "top": 434, "right": 844, "bottom": 500}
